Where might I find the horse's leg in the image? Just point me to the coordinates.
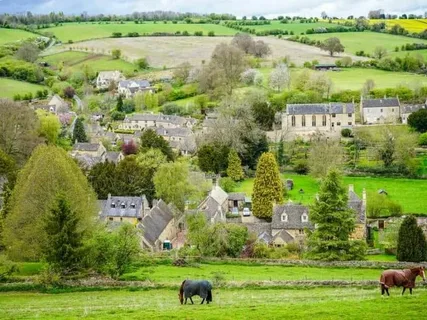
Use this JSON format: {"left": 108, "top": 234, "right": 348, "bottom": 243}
{"left": 410, "top": 288, "right": 413, "bottom": 295}
{"left": 201, "top": 298, "right": 205, "bottom": 304}
{"left": 190, "top": 297, "right": 194, "bottom": 304}
{"left": 381, "top": 284, "right": 385, "bottom": 295}
{"left": 386, "top": 288, "right": 390, "bottom": 296}
{"left": 185, "top": 297, "right": 188, "bottom": 305}
{"left": 402, "top": 287, "right": 406, "bottom": 295}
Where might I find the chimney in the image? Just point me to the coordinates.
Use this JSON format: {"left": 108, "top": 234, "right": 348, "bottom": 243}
{"left": 348, "top": 184, "right": 354, "bottom": 193}
{"left": 108, "top": 193, "right": 111, "bottom": 200}
{"left": 362, "top": 188, "right": 366, "bottom": 206}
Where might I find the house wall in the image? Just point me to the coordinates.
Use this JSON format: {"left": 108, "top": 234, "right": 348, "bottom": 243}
{"left": 107, "top": 216, "right": 139, "bottom": 223}
{"left": 119, "top": 119, "right": 181, "bottom": 131}
{"left": 401, "top": 113, "right": 411, "bottom": 125}
{"left": 351, "top": 224, "right": 366, "bottom": 240}
{"left": 272, "top": 228, "right": 306, "bottom": 245}
{"left": 157, "top": 219, "right": 177, "bottom": 247}
{"left": 362, "top": 107, "right": 399, "bottom": 124}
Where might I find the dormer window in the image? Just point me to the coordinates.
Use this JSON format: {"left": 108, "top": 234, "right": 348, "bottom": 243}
{"left": 301, "top": 213, "right": 308, "bottom": 222}
{"left": 281, "top": 213, "right": 288, "bottom": 222}
{"left": 131, "top": 203, "right": 136, "bottom": 209}
{"left": 111, "top": 202, "right": 116, "bottom": 208}
{"left": 121, "top": 203, "right": 126, "bottom": 209}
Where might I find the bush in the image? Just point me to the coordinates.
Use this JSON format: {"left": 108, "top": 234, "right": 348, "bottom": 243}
{"left": 219, "top": 177, "right": 237, "bottom": 192}
{"left": 135, "top": 57, "right": 149, "bottom": 70}
{"left": 194, "top": 31, "right": 203, "bottom": 36}
{"left": 419, "top": 133, "right": 427, "bottom": 146}
{"left": 0, "top": 255, "right": 18, "bottom": 281}
{"left": 36, "top": 266, "right": 63, "bottom": 289}
{"left": 341, "top": 128, "right": 352, "bottom": 137}
{"left": 208, "top": 31, "right": 215, "bottom": 37}
{"left": 293, "top": 160, "right": 309, "bottom": 174}
{"left": 110, "top": 110, "right": 126, "bottom": 121}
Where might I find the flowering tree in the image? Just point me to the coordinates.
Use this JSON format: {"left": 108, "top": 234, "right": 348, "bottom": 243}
{"left": 269, "top": 63, "right": 290, "bottom": 91}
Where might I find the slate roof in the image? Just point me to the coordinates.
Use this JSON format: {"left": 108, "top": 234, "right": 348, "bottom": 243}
{"left": 210, "top": 185, "right": 228, "bottom": 206}
{"left": 124, "top": 113, "right": 189, "bottom": 126}
{"left": 273, "top": 229, "right": 295, "bottom": 243}
{"left": 258, "top": 231, "right": 272, "bottom": 244}
{"left": 73, "top": 154, "right": 103, "bottom": 168}
{"left": 272, "top": 202, "right": 313, "bottom": 230}
{"left": 348, "top": 190, "right": 366, "bottom": 224}
{"left": 139, "top": 200, "right": 174, "bottom": 246}
{"left": 228, "top": 193, "right": 246, "bottom": 201}
{"left": 362, "top": 98, "right": 400, "bottom": 108}
{"left": 198, "top": 196, "right": 222, "bottom": 220}
{"left": 169, "top": 137, "right": 197, "bottom": 153}
{"left": 118, "top": 80, "right": 151, "bottom": 89}
{"left": 401, "top": 104, "right": 426, "bottom": 114}
{"left": 72, "top": 143, "right": 101, "bottom": 152}
{"left": 101, "top": 195, "right": 147, "bottom": 218}
{"left": 105, "top": 151, "right": 122, "bottom": 164}
{"left": 287, "top": 103, "right": 355, "bottom": 115}
{"left": 154, "top": 127, "right": 192, "bottom": 137}
{"left": 98, "top": 71, "right": 123, "bottom": 80}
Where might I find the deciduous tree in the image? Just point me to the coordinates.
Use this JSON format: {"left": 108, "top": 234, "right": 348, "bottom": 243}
{"left": 269, "top": 63, "right": 290, "bottom": 91}
{"left": 36, "top": 110, "right": 61, "bottom": 145}
{"left": 140, "top": 129, "right": 174, "bottom": 161}
{"left": 15, "top": 42, "right": 40, "bottom": 62}
{"left": 320, "top": 37, "right": 345, "bottom": 56}
{"left": 252, "top": 152, "right": 283, "bottom": 220}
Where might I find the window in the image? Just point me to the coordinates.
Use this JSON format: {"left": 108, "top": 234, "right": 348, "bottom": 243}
{"left": 332, "top": 122, "right": 335, "bottom": 127}
{"left": 348, "top": 122, "right": 352, "bottom": 126}
{"left": 312, "top": 115, "right": 316, "bottom": 127}
{"left": 109, "top": 217, "right": 113, "bottom": 221}
{"left": 120, "top": 217, "right": 123, "bottom": 221}
{"left": 121, "top": 203, "right": 126, "bottom": 209}
{"left": 332, "top": 113, "right": 336, "bottom": 118}
{"left": 137, "top": 217, "right": 142, "bottom": 221}
{"left": 348, "top": 113, "right": 352, "bottom": 117}
{"left": 299, "top": 229, "right": 304, "bottom": 234}
{"left": 337, "top": 122, "right": 341, "bottom": 126}
{"left": 392, "top": 108, "right": 394, "bottom": 112}
{"left": 111, "top": 202, "right": 116, "bottom": 208}
{"left": 281, "top": 213, "right": 288, "bottom": 222}
{"left": 322, "top": 115, "right": 326, "bottom": 126}
{"left": 380, "top": 109, "right": 383, "bottom": 113}
{"left": 131, "top": 203, "right": 136, "bottom": 209}
{"left": 291, "top": 115, "right": 296, "bottom": 127}
{"left": 301, "top": 213, "right": 308, "bottom": 222}
{"left": 301, "top": 115, "right": 306, "bottom": 127}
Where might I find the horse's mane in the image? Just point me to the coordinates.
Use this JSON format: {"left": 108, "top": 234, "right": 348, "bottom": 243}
{"left": 410, "top": 267, "right": 422, "bottom": 273}
{"left": 179, "top": 280, "right": 186, "bottom": 295}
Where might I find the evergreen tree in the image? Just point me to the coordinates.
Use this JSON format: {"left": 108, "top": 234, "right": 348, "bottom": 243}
{"left": 276, "top": 139, "right": 285, "bottom": 168}
{"left": 226, "top": 149, "right": 244, "bottom": 181}
{"left": 72, "top": 117, "right": 88, "bottom": 143}
{"left": 197, "top": 143, "right": 230, "bottom": 174}
{"left": 397, "top": 215, "right": 427, "bottom": 262}
{"left": 116, "top": 95, "right": 124, "bottom": 112}
{"left": 44, "top": 194, "right": 83, "bottom": 274}
{"left": 252, "top": 152, "right": 283, "bottom": 220}
{"left": 307, "top": 170, "right": 366, "bottom": 261}
{"left": 140, "top": 129, "right": 174, "bottom": 161}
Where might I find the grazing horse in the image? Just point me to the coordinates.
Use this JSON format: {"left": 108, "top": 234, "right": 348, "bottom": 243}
{"left": 179, "top": 280, "right": 212, "bottom": 305}
{"left": 380, "top": 267, "right": 425, "bottom": 296}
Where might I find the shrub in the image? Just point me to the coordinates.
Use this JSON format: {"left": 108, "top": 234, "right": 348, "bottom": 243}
{"left": 208, "top": 31, "right": 215, "bottom": 37}
{"left": 341, "top": 128, "right": 352, "bottom": 137}
{"left": 194, "top": 31, "right": 203, "bottom": 36}
{"left": 219, "top": 177, "right": 237, "bottom": 192}
{"left": 419, "top": 132, "right": 427, "bottom": 146}
{"left": 110, "top": 110, "right": 126, "bottom": 121}
{"left": 293, "top": 160, "right": 309, "bottom": 174}
{"left": 0, "top": 255, "right": 18, "bottom": 281}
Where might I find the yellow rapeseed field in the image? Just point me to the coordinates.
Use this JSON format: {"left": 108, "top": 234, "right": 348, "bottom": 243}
{"left": 326, "top": 19, "right": 427, "bottom": 33}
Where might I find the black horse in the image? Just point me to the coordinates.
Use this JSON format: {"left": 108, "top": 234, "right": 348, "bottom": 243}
{"left": 179, "top": 280, "right": 212, "bottom": 305}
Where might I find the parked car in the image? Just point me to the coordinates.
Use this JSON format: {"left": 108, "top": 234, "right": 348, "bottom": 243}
{"left": 243, "top": 207, "right": 251, "bottom": 216}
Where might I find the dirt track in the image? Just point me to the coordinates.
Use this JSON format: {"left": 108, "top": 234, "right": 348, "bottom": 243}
{"left": 59, "top": 36, "right": 363, "bottom": 68}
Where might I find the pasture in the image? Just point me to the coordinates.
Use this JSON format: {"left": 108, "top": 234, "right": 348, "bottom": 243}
{"left": 0, "top": 78, "right": 48, "bottom": 98}
{"left": 244, "top": 20, "right": 336, "bottom": 34}
{"left": 55, "top": 36, "right": 360, "bottom": 68}
{"left": 40, "top": 51, "right": 138, "bottom": 74}
{"left": 304, "top": 32, "right": 427, "bottom": 56}
{"left": 43, "top": 22, "right": 236, "bottom": 42}
{"left": 330, "top": 19, "right": 427, "bottom": 34}
{"left": 1, "top": 287, "right": 427, "bottom": 319}
{"left": 235, "top": 173, "right": 427, "bottom": 214}
{"left": 0, "top": 28, "right": 37, "bottom": 45}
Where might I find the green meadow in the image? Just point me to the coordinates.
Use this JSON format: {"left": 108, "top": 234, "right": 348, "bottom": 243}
{"left": 304, "top": 32, "right": 427, "bottom": 56}
{"left": 0, "top": 78, "right": 48, "bottom": 98}
{"left": 43, "top": 22, "right": 236, "bottom": 42}
{"left": 235, "top": 173, "right": 427, "bottom": 214}
{"left": 0, "top": 28, "right": 37, "bottom": 45}
{"left": 1, "top": 287, "right": 426, "bottom": 319}
{"left": 244, "top": 21, "right": 335, "bottom": 34}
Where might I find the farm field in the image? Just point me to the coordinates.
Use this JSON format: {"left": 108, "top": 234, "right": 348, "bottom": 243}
{"left": 235, "top": 173, "right": 427, "bottom": 214}
{"left": 0, "top": 78, "right": 48, "bottom": 98}
{"left": 0, "top": 28, "right": 37, "bottom": 45}
{"left": 390, "top": 49, "right": 427, "bottom": 60}
{"left": 330, "top": 19, "right": 427, "bottom": 33}
{"left": 243, "top": 21, "right": 336, "bottom": 34}
{"left": 43, "top": 22, "right": 236, "bottom": 42}
{"left": 304, "top": 32, "right": 427, "bottom": 56}
{"left": 54, "top": 36, "right": 361, "bottom": 68}
{"left": 1, "top": 287, "right": 427, "bottom": 319}
{"left": 40, "top": 51, "right": 138, "bottom": 74}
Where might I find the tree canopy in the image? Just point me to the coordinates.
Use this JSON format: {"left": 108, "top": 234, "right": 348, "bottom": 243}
{"left": 226, "top": 149, "right": 244, "bottom": 181}
{"left": 140, "top": 129, "right": 174, "bottom": 161}
{"left": 320, "top": 37, "right": 345, "bottom": 56}
{"left": 397, "top": 215, "right": 427, "bottom": 262}
{"left": 408, "top": 109, "right": 427, "bottom": 133}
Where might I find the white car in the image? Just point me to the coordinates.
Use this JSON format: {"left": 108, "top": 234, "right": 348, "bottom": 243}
{"left": 243, "top": 208, "right": 251, "bottom": 217}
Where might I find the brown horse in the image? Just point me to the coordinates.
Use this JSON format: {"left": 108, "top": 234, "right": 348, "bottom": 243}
{"left": 380, "top": 267, "right": 425, "bottom": 296}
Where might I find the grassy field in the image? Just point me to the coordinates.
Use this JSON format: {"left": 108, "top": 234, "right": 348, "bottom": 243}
{"left": 245, "top": 21, "right": 336, "bottom": 34}
{"left": 235, "top": 173, "right": 427, "bottom": 214}
{"left": 40, "top": 51, "right": 138, "bottom": 74}
{"left": 1, "top": 287, "right": 427, "bottom": 319}
{"left": 0, "top": 78, "right": 48, "bottom": 98}
{"left": 330, "top": 19, "right": 427, "bottom": 33}
{"left": 43, "top": 22, "right": 236, "bottom": 42}
{"left": 0, "top": 28, "right": 37, "bottom": 45}
{"left": 305, "top": 32, "right": 427, "bottom": 56}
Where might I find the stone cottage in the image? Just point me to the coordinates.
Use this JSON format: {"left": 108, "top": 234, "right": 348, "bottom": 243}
{"left": 360, "top": 97, "right": 400, "bottom": 124}
{"left": 401, "top": 104, "right": 426, "bottom": 125}
{"left": 99, "top": 194, "right": 150, "bottom": 223}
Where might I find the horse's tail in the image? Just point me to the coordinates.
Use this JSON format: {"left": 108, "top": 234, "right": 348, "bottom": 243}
{"left": 207, "top": 289, "right": 212, "bottom": 302}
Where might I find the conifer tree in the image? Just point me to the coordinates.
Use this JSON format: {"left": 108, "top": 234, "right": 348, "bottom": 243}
{"left": 44, "top": 194, "right": 83, "bottom": 274}
{"left": 307, "top": 170, "right": 366, "bottom": 260}
{"left": 276, "top": 139, "right": 285, "bottom": 168}
{"left": 397, "top": 215, "right": 427, "bottom": 262}
{"left": 252, "top": 152, "right": 283, "bottom": 219}
{"left": 116, "top": 95, "right": 124, "bottom": 112}
{"left": 72, "top": 117, "right": 88, "bottom": 143}
{"left": 226, "top": 149, "right": 244, "bottom": 181}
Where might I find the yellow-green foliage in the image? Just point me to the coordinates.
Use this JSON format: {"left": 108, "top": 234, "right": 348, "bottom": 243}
{"left": 226, "top": 149, "right": 244, "bottom": 181}
{"left": 252, "top": 152, "right": 283, "bottom": 219}
{"left": 3, "top": 145, "right": 98, "bottom": 261}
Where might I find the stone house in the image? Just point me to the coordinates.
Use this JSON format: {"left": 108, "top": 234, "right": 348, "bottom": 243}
{"left": 198, "top": 185, "right": 228, "bottom": 223}
{"left": 227, "top": 193, "right": 251, "bottom": 212}
{"left": 119, "top": 113, "right": 196, "bottom": 131}
{"left": 155, "top": 127, "right": 197, "bottom": 155}
{"left": 348, "top": 185, "right": 367, "bottom": 240}
{"left": 96, "top": 71, "right": 125, "bottom": 89}
{"left": 48, "top": 95, "right": 70, "bottom": 113}
{"left": 360, "top": 97, "right": 400, "bottom": 124}
{"left": 281, "top": 103, "right": 355, "bottom": 139}
{"left": 117, "top": 80, "right": 154, "bottom": 99}
{"left": 71, "top": 141, "right": 106, "bottom": 159}
{"left": 401, "top": 104, "right": 426, "bottom": 124}
{"left": 99, "top": 194, "right": 150, "bottom": 223}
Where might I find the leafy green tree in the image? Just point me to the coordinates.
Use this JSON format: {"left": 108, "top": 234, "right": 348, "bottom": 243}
{"left": 276, "top": 139, "right": 285, "bottom": 167}
{"left": 135, "top": 57, "right": 149, "bottom": 70}
{"left": 252, "top": 152, "right": 283, "bottom": 220}
{"left": 408, "top": 109, "right": 427, "bottom": 133}
{"left": 226, "top": 149, "right": 244, "bottom": 181}
{"left": 307, "top": 170, "right": 366, "bottom": 261}
{"left": 4, "top": 145, "right": 98, "bottom": 260}
{"left": 308, "top": 139, "right": 343, "bottom": 178}
{"left": 320, "top": 37, "right": 345, "bottom": 56}
{"left": 87, "top": 161, "right": 118, "bottom": 199}
{"left": 43, "top": 194, "right": 83, "bottom": 275}
{"left": 15, "top": 42, "right": 40, "bottom": 62}
{"left": 197, "top": 143, "right": 230, "bottom": 174}
{"left": 116, "top": 95, "right": 124, "bottom": 112}
{"left": 140, "top": 129, "right": 174, "bottom": 161}
{"left": 72, "top": 117, "right": 88, "bottom": 143}
{"left": 36, "top": 110, "right": 61, "bottom": 145}
{"left": 397, "top": 215, "right": 427, "bottom": 262}
{"left": 112, "top": 49, "right": 121, "bottom": 59}
{"left": 111, "top": 223, "right": 140, "bottom": 278}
